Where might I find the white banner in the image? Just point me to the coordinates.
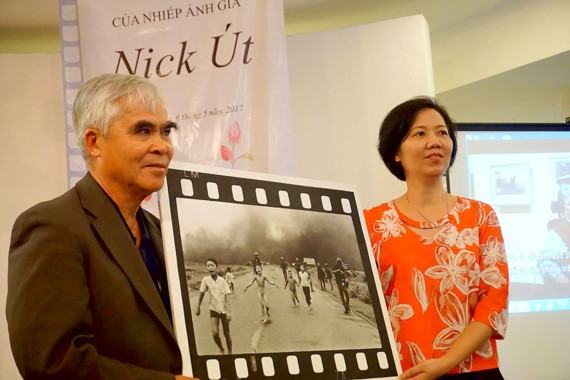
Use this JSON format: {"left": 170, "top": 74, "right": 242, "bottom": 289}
{"left": 59, "top": 0, "right": 295, "bottom": 191}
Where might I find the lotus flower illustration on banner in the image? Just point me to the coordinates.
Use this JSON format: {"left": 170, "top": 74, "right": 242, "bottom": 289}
{"left": 220, "top": 121, "right": 254, "bottom": 168}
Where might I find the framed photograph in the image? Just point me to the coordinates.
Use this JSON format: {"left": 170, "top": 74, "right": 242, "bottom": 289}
{"left": 159, "top": 162, "right": 400, "bottom": 379}
{"left": 552, "top": 157, "right": 570, "bottom": 185}
{"left": 550, "top": 157, "right": 570, "bottom": 210}
{"left": 490, "top": 163, "right": 531, "bottom": 206}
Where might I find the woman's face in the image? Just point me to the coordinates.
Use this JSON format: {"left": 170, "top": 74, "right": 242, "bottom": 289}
{"left": 395, "top": 108, "right": 453, "bottom": 182}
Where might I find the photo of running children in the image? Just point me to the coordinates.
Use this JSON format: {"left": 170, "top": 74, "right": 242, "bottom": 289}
{"left": 178, "top": 196, "right": 383, "bottom": 355}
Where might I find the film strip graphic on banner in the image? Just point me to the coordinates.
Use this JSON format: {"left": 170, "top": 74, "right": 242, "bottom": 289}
{"left": 58, "top": 0, "right": 86, "bottom": 188}
{"left": 160, "top": 163, "right": 400, "bottom": 379}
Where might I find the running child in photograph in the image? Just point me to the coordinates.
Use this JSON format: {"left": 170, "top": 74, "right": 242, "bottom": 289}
{"left": 244, "top": 265, "right": 279, "bottom": 323}
{"left": 195, "top": 258, "right": 233, "bottom": 354}
{"left": 285, "top": 270, "right": 300, "bottom": 306}
{"left": 225, "top": 267, "right": 234, "bottom": 293}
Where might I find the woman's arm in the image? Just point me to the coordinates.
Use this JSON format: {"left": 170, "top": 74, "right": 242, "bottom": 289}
{"left": 400, "top": 321, "right": 494, "bottom": 380}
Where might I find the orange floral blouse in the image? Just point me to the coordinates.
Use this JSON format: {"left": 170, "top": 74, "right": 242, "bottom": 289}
{"left": 364, "top": 196, "right": 509, "bottom": 374}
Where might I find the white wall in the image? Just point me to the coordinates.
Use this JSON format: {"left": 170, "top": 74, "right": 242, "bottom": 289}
{"left": 287, "top": 15, "right": 435, "bottom": 209}
{"left": 0, "top": 53, "right": 67, "bottom": 379}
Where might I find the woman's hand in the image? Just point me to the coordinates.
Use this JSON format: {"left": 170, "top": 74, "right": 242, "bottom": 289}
{"left": 401, "top": 322, "right": 495, "bottom": 379}
{"left": 399, "top": 358, "right": 449, "bottom": 380}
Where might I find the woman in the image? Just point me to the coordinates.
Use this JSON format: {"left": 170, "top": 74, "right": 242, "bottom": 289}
{"left": 364, "top": 97, "right": 509, "bottom": 379}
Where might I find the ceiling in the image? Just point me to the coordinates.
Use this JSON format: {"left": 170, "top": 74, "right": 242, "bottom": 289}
{"left": 0, "top": 0, "right": 513, "bottom": 35}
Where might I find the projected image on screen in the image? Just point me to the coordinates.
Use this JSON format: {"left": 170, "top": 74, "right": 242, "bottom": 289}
{"left": 448, "top": 125, "right": 570, "bottom": 314}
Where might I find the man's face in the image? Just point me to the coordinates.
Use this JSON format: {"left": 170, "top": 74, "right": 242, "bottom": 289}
{"left": 90, "top": 100, "right": 175, "bottom": 200}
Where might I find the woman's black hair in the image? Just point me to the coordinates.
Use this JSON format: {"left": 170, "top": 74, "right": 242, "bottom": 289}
{"left": 377, "top": 96, "right": 457, "bottom": 181}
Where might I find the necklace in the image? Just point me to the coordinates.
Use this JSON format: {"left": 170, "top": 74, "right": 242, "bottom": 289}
{"left": 404, "top": 193, "right": 450, "bottom": 228}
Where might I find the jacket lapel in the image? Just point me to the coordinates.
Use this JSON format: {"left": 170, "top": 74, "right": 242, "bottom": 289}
{"left": 75, "top": 174, "right": 176, "bottom": 340}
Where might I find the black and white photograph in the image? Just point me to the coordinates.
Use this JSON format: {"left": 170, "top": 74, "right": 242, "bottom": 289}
{"left": 181, "top": 199, "right": 380, "bottom": 355}
{"left": 159, "top": 163, "right": 400, "bottom": 380}
{"left": 490, "top": 163, "right": 531, "bottom": 206}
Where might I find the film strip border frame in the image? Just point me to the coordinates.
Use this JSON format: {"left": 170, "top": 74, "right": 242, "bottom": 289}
{"left": 160, "top": 163, "right": 400, "bottom": 380}
{"left": 58, "top": 0, "right": 87, "bottom": 189}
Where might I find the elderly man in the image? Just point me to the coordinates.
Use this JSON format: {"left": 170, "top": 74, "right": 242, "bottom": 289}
{"left": 6, "top": 74, "right": 197, "bottom": 379}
